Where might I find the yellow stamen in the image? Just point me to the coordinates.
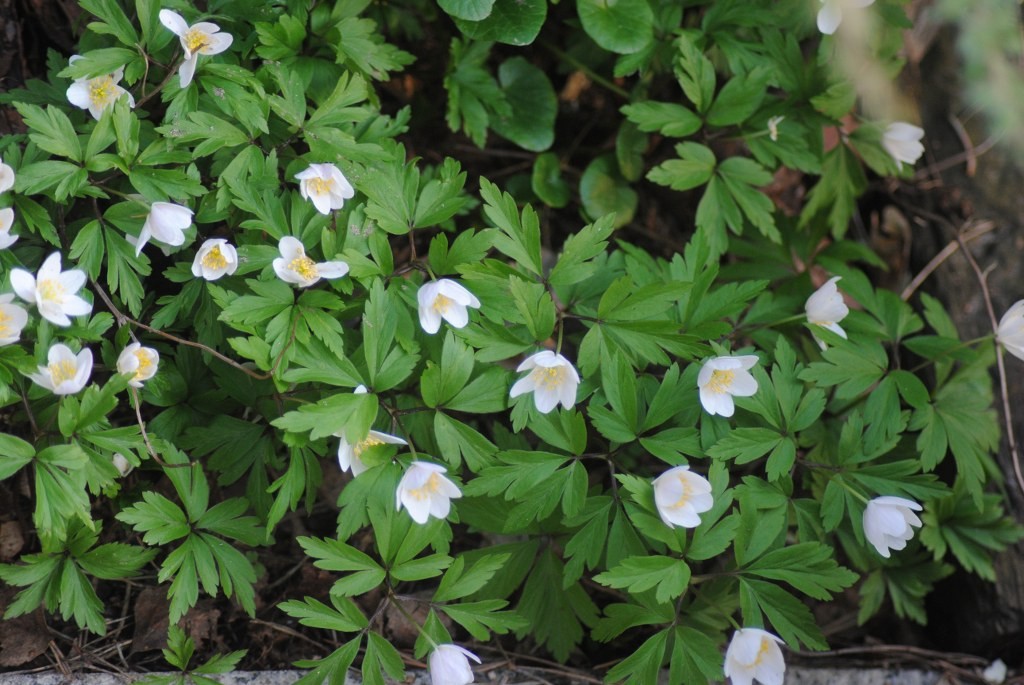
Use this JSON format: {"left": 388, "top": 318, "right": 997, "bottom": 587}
{"left": 670, "top": 478, "right": 694, "bottom": 510}
{"left": 753, "top": 637, "right": 772, "bottom": 665}
{"left": 308, "top": 178, "right": 334, "bottom": 195}
{"left": 432, "top": 293, "right": 453, "bottom": 314}
{"left": 408, "top": 473, "right": 443, "bottom": 501}
{"left": 706, "top": 369, "right": 734, "bottom": 394}
{"left": 532, "top": 366, "right": 566, "bottom": 390}
{"left": 133, "top": 350, "right": 153, "bottom": 380}
{"left": 37, "top": 279, "right": 65, "bottom": 303}
{"left": 288, "top": 255, "right": 319, "bottom": 281}
{"left": 89, "top": 76, "right": 115, "bottom": 107}
{"left": 353, "top": 435, "right": 384, "bottom": 458}
{"left": 184, "top": 28, "right": 209, "bottom": 53}
{"left": 0, "top": 310, "right": 9, "bottom": 338}
{"left": 49, "top": 359, "right": 78, "bottom": 385}
{"left": 201, "top": 245, "right": 228, "bottom": 270}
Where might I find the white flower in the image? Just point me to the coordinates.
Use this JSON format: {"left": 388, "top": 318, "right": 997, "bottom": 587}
{"left": 191, "top": 238, "right": 238, "bottom": 281}
{"left": 805, "top": 276, "right": 849, "bottom": 346}
{"left": 509, "top": 350, "right": 580, "bottom": 414}
{"left": 112, "top": 453, "right": 134, "bottom": 477}
{"left": 996, "top": 300, "right": 1024, "bottom": 362}
{"left": 724, "top": 628, "right": 786, "bottom": 685}
{"left": 337, "top": 431, "right": 407, "bottom": 476}
{"left": 0, "top": 157, "right": 14, "bottom": 194}
{"left": 136, "top": 202, "right": 193, "bottom": 256}
{"left": 697, "top": 355, "right": 759, "bottom": 418}
{"left": 652, "top": 465, "right": 714, "bottom": 529}
{"left": 0, "top": 207, "right": 17, "bottom": 249}
{"left": 0, "top": 294, "right": 29, "bottom": 346}
{"left": 767, "top": 115, "right": 784, "bottom": 142}
{"left": 396, "top": 461, "right": 462, "bottom": 524}
{"left": 417, "top": 279, "right": 481, "bottom": 334}
{"left": 158, "top": 9, "right": 234, "bottom": 88}
{"left": 65, "top": 56, "right": 135, "bottom": 120}
{"left": 882, "top": 122, "right": 925, "bottom": 169}
{"left": 272, "top": 236, "right": 349, "bottom": 287}
{"left": 817, "top": 0, "right": 875, "bottom": 35}
{"left": 863, "top": 496, "right": 923, "bottom": 558}
{"left": 295, "top": 163, "right": 356, "bottom": 215}
{"left": 983, "top": 659, "right": 1008, "bottom": 685}
{"left": 428, "top": 644, "right": 481, "bottom": 685}
{"left": 116, "top": 343, "right": 160, "bottom": 388}
{"left": 10, "top": 252, "right": 92, "bottom": 327}
{"left": 27, "top": 343, "right": 93, "bottom": 395}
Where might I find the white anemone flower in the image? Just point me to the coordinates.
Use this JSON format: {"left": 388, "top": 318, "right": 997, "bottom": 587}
{"left": 0, "top": 207, "right": 17, "bottom": 249}
{"left": 10, "top": 252, "right": 92, "bottom": 327}
{"left": 882, "top": 122, "right": 925, "bottom": 169}
{"left": 396, "top": 461, "right": 462, "bottom": 524}
{"left": 27, "top": 343, "right": 93, "bottom": 395}
{"left": 983, "top": 659, "right": 1008, "bottom": 685}
{"left": 295, "top": 163, "right": 356, "bottom": 215}
{"left": 272, "top": 236, "right": 349, "bottom": 287}
{"left": 65, "top": 56, "right": 135, "bottom": 120}
{"left": 697, "top": 355, "right": 759, "bottom": 418}
{"left": 417, "top": 279, "right": 481, "bottom": 334}
{"left": 817, "top": 0, "right": 875, "bottom": 35}
{"left": 724, "top": 628, "right": 786, "bottom": 685}
{"left": 191, "top": 238, "right": 238, "bottom": 281}
{"left": 996, "top": 300, "right": 1024, "bottom": 362}
{"left": 112, "top": 453, "right": 134, "bottom": 477}
{"left": 337, "top": 430, "right": 407, "bottom": 476}
{"left": 805, "top": 276, "right": 849, "bottom": 347}
{"left": 136, "top": 202, "right": 193, "bottom": 256}
{"left": 863, "top": 496, "right": 923, "bottom": 558}
{"left": 766, "top": 115, "right": 784, "bottom": 142}
{"left": 0, "top": 157, "right": 14, "bottom": 194}
{"left": 509, "top": 350, "right": 580, "bottom": 414}
{"left": 159, "top": 9, "right": 234, "bottom": 88}
{"left": 652, "top": 465, "right": 714, "bottom": 529}
{"left": 116, "top": 343, "right": 160, "bottom": 388}
{"left": 0, "top": 294, "right": 29, "bottom": 346}
{"left": 428, "top": 644, "right": 481, "bottom": 685}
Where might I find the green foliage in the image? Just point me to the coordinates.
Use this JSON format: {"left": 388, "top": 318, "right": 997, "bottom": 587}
{"left": 0, "top": 0, "right": 1019, "bottom": 682}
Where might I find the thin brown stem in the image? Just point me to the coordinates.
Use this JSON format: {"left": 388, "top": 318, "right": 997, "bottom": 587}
{"left": 900, "top": 219, "right": 994, "bottom": 301}
{"left": 953, "top": 228, "right": 1024, "bottom": 498}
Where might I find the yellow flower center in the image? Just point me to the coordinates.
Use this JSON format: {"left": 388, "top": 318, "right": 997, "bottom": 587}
{"left": 37, "top": 278, "right": 65, "bottom": 303}
{"left": 49, "top": 359, "right": 78, "bottom": 385}
{"left": 201, "top": 245, "right": 228, "bottom": 270}
{"left": 532, "top": 365, "right": 566, "bottom": 390}
{"left": 288, "top": 255, "right": 319, "bottom": 281}
{"left": 753, "top": 637, "right": 772, "bottom": 665}
{"left": 353, "top": 435, "right": 384, "bottom": 458}
{"left": 408, "top": 472, "right": 444, "bottom": 501}
{"left": 706, "top": 369, "right": 734, "bottom": 394}
{"left": 89, "top": 76, "right": 116, "bottom": 108}
{"left": 432, "top": 293, "right": 453, "bottom": 314}
{"left": 0, "top": 310, "right": 10, "bottom": 338}
{"left": 308, "top": 177, "right": 334, "bottom": 196}
{"left": 184, "top": 28, "right": 210, "bottom": 53}
{"left": 133, "top": 350, "right": 153, "bottom": 380}
{"left": 670, "top": 478, "right": 694, "bottom": 510}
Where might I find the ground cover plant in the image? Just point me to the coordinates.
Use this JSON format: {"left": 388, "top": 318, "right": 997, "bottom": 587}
{"left": 0, "top": 0, "right": 1023, "bottom": 683}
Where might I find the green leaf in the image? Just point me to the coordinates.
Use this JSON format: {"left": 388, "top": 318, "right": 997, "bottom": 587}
{"left": 439, "top": 0, "right": 496, "bottom": 21}
{"left": 482, "top": 178, "right": 543, "bottom": 275}
{"left": 743, "top": 542, "right": 857, "bottom": 600}
{"left": 594, "top": 555, "right": 691, "bottom": 603}
{"left": 434, "top": 553, "right": 511, "bottom": 602}
{"left": 279, "top": 596, "right": 368, "bottom": 632}
{"left": 491, "top": 57, "right": 556, "bottom": 152}
{"left": 509, "top": 278, "right": 556, "bottom": 342}
{"left": 675, "top": 33, "right": 715, "bottom": 113}
{"left": 622, "top": 101, "right": 702, "bottom": 138}
{"left": 79, "top": 0, "right": 138, "bottom": 46}
{"left": 548, "top": 214, "right": 616, "bottom": 287}
{"left": 453, "top": 0, "right": 547, "bottom": 46}
{"left": 577, "top": 0, "right": 654, "bottom": 55}
{"left": 272, "top": 392, "right": 378, "bottom": 443}
{"left": 0, "top": 433, "right": 35, "bottom": 479}
{"left": 605, "top": 629, "right": 669, "bottom": 684}
{"left": 648, "top": 142, "right": 715, "bottom": 191}
{"left": 531, "top": 152, "right": 570, "bottom": 208}
{"left": 14, "top": 103, "right": 82, "bottom": 162}
{"left": 706, "top": 68, "right": 770, "bottom": 127}
{"left": 580, "top": 155, "right": 637, "bottom": 228}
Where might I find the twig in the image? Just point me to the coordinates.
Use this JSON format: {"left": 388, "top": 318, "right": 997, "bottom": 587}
{"left": 953, "top": 227, "right": 1024, "bottom": 499}
{"left": 947, "top": 114, "right": 978, "bottom": 177}
{"left": 129, "top": 386, "right": 173, "bottom": 468}
{"left": 913, "top": 133, "right": 999, "bottom": 180}
{"left": 900, "top": 219, "right": 994, "bottom": 301}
